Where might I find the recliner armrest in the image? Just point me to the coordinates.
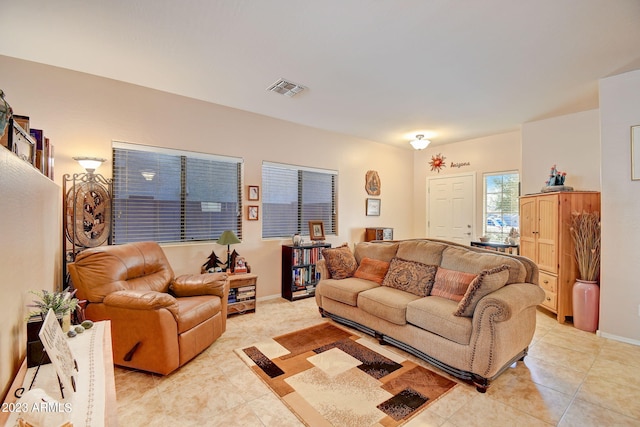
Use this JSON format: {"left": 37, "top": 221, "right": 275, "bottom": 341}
{"left": 103, "top": 289, "right": 179, "bottom": 317}
{"left": 170, "top": 273, "right": 228, "bottom": 298}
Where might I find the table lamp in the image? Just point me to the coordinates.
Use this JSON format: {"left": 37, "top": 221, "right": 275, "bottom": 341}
{"left": 217, "top": 230, "right": 240, "bottom": 272}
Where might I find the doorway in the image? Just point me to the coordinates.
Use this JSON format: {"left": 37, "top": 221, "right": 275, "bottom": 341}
{"left": 427, "top": 173, "right": 475, "bottom": 244}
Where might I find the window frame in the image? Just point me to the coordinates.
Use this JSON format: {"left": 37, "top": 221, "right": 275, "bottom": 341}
{"left": 482, "top": 170, "right": 520, "bottom": 241}
{"left": 111, "top": 141, "right": 243, "bottom": 244}
{"left": 261, "top": 161, "right": 338, "bottom": 239}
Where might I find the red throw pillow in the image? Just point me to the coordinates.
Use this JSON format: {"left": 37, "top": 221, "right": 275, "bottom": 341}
{"left": 430, "top": 267, "right": 478, "bottom": 302}
{"left": 353, "top": 257, "right": 390, "bottom": 284}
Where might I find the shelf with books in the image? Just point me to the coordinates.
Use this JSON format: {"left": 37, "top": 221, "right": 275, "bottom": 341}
{"left": 227, "top": 273, "right": 257, "bottom": 316}
{"left": 281, "top": 243, "right": 331, "bottom": 301}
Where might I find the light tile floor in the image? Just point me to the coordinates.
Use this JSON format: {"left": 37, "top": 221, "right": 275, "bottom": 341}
{"left": 115, "top": 297, "right": 640, "bottom": 426}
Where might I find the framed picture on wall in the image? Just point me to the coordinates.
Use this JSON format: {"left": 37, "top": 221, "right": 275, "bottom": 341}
{"left": 366, "top": 198, "right": 381, "bottom": 216}
{"left": 248, "top": 205, "right": 259, "bottom": 220}
{"left": 248, "top": 185, "right": 259, "bottom": 201}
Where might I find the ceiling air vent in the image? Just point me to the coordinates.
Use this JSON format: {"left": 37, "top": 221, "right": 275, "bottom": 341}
{"left": 267, "top": 78, "right": 306, "bottom": 97}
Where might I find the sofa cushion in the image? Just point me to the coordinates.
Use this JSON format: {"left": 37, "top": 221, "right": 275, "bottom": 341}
{"left": 353, "top": 257, "right": 390, "bottom": 284}
{"left": 454, "top": 265, "right": 510, "bottom": 317}
{"left": 322, "top": 244, "right": 358, "bottom": 279}
{"left": 396, "top": 240, "right": 448, "bottom": 266}
{"left": 358, "top": 287, "right": 421, "bottom": 325}
{"left": 406, "top": 297, "right": 473, "bottom": 345}
{"left": 382, "top": 257, "right": 437, "bottom": 297}
{"left": 316, "top": 278, "right": 380, "bottom": 306}
{"left": 430, "top": 268, "right": 477, "bottom": 302}
{"left": 354, "top": 242, "right": 399, "bottom": 264}
{"left": 440, "top": 246, "right": 526, "bottom": 284}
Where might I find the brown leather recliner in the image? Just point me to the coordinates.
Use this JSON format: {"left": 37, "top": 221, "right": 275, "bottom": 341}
{"left": 68, "top": 241, "right": 229, "bottom": 375}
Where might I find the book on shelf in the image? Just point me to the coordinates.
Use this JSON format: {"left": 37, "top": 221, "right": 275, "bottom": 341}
{"left": 237, "top": 285, "right": 255, "bottom": 292}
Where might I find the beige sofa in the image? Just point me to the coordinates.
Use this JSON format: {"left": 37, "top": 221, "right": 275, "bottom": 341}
{"left": 315, "top": 239, "right": 544, "bottom": 392}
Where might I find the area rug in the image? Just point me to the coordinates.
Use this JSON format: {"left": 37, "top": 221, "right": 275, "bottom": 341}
{"left": 235, "top": 322, "right": 457, "bottom": 427}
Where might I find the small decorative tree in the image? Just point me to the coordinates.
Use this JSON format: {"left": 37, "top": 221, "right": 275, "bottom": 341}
{"left": 202, "top": 250, "right": 224, "bottom": 273}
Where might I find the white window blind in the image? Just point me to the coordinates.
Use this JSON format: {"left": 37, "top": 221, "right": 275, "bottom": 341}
{"left": 112, "top": 142, "right": 242, "bottom": 244}
{"left": 262, "top": 162, "right": 337, "bottom": 238}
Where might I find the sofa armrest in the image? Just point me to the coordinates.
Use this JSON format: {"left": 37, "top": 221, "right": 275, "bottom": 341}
{"left": 103, "top": 290, "right": 179, "bottom": 317}
{"left": 170, "top": 273, "right": 228, "bottom": 298}
{"left": 473, "top": 283, "right": 545, "bottom": 322}
{"left": 469, "top": 283, "right": 545, "bottom": 378}
{"left": 317, "top": 259, "right": 330, "bottom": 280}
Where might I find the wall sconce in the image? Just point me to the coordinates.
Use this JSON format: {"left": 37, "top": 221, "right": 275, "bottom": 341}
{"left": 409, "top": 135, "right": 431, "bottom": 150}
{"left": 73, "top": 156, "right": 106, "bottom": 174}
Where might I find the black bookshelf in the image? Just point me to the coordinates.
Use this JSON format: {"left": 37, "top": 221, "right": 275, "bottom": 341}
{"left": 281, "top": 243, "right": 331, "bottom": 301}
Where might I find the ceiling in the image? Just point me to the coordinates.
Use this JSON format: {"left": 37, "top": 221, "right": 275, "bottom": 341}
{"left": 1, "top": 0, "right": 639, "bottom": 148}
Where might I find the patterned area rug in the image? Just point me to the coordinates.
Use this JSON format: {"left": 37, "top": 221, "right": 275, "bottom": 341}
{"left": 235, "top": 322, "right": 457, "bottom": 427}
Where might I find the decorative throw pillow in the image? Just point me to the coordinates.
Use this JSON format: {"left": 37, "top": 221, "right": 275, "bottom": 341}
{"left": 381, "top": 257, "right": 437, "bottom": 297}
{"left": 353, "top": 257, "right": 390, "bottom": 284}
{"left": 431, "top": 268, "right": 478, "bottom": 302}
{"left": 322, "top": 244, "right": 358, "bottom": 279}
{"left": 454, "top": 265, "right": 510, "bottom": 317}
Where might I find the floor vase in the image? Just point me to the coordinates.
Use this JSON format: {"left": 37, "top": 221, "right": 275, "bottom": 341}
{"left": 573, "top": 280, "right": 599, "bottom": 332}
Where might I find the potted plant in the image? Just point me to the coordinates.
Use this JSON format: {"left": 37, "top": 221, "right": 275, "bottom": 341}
{"left": 569, "top": 211, "right": 601, "bottom": 332}
{"left": 25, "top": 288, "right": 79, "bottom": 367}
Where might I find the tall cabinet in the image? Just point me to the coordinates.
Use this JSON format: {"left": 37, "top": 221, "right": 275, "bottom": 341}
{"left": 519, "top": 191, "right": 600, "bottom": 323}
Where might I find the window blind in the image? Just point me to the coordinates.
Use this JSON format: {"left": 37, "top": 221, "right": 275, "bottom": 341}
{"left": 112, "top": 142, "right": 242, "bottom": 244}
{"left": 262, "top": 162, "right": 337, "bottom": 238}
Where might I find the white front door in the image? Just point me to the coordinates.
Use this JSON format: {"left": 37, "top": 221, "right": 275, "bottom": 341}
{"left": 427, "top": 173, "right": 475, "bottom": 244}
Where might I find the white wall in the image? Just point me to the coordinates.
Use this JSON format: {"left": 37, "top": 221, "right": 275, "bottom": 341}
{"left": 521, "top": 109, "right": 601, "bottom": 195}
{"left": 0, "top": 148, "right": 61, "bottom": 401}
{"left": 0, "top": 55, "right": 414, "bottom": 299}
{"left": 412, "top": 131, "right": 521, "bottom": 238}
{"left": 599, "top": 68, "right": 640, "bottom": 343}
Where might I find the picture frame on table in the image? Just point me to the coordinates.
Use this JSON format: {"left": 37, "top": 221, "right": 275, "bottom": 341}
{"left": 248, "top": 205, "right": 259, "bottom": 220}
{"left": 366, "top": 198, "right": 381, "bottom": 216}
{"left": 308, "top": 220, "right": 325, "bottom": 241}
{"left": 248, "top": 185, "right": 260, "bottom": 201}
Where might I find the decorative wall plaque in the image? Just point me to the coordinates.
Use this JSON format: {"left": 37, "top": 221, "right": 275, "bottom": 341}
{"left": 365, "top": 170, "right": 381, "bottom": 195}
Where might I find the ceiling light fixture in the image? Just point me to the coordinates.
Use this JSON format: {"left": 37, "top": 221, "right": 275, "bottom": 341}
{"left": 409, "top": 135, "right": 431, "bottom": 150}
{"left": 267, "top": 78, "right": 306, "bottom": 97}
{"left": 73, "top": 156, "right": 106, "bottom": 173}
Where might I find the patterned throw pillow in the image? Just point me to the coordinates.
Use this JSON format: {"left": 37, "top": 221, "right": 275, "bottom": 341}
{"left": 353, "top": 257, "right": 390, "bottom": 284}
{"left": 454, "top": 265, "right": 510, "bottom": 317}
{"left": 381, "top": 257, "right": 437, "bottom": 297}
{"left": 430, "top": 268, "right": 478, "bottom": 302}
{"left": 322, "top": 244, "right": 358, "bottom": 279}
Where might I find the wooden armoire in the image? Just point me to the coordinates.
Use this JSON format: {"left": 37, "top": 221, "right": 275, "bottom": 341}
{"left": 519, "top": 191, "right": 600, "bottom": 323}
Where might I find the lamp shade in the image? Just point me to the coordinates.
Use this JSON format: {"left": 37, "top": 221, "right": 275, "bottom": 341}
{"left": 217, "top": 230, "right": 240, "bottom": 246}
{"left": 73, "top": 156, "right": 106, "bottom": 173}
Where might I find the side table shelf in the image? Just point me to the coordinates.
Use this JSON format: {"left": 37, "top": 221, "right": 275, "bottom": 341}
{"left": 227, "top": 273, "right": 257, "bottom": 316}
{"left": 282, "top": 244, "right": 331, "bottom": 301}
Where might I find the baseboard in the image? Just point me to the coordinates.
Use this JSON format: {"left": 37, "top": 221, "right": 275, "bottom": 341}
{"left": 598, "top": 331, "right": 640, "bottom": 346}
